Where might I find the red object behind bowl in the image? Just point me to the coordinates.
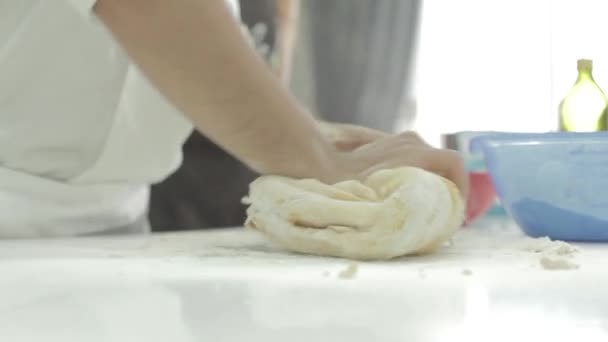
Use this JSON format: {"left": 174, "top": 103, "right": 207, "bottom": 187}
{"left": 464, "top": 171, "right": 496, "bottom": 225}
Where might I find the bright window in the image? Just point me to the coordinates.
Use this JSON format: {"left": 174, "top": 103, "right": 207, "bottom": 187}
{"left": 409, "top": 0, "right": 608, "bottom": 146}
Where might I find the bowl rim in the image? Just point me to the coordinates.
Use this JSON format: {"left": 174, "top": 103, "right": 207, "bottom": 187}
{"left": 469, "top": 131, "right": 608, "bottom": 154}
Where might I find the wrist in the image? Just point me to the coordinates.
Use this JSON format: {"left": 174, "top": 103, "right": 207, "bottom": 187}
{"left": 296, "top": 131, "right": 358, "bottom": 184}
{"left": 249, "top": 123, "right": 345, "bottom": 183}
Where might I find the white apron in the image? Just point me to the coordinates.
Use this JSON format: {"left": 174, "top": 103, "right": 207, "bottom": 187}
{"left": 0, "top": 0, "right": 240, "bottom": 237}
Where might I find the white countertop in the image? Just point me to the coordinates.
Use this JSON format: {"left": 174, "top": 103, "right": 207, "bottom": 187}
{"left": 1, "top": 218, "right": 607, "bottom": 342}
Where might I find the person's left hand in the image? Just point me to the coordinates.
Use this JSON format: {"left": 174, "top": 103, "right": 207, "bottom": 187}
{"left": 319, "top": 121, "right": 389, "bottom": 151}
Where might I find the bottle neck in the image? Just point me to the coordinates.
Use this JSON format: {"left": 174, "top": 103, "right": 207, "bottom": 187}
{"left": 577, "top": 68, "right": 594, "bottom": 82}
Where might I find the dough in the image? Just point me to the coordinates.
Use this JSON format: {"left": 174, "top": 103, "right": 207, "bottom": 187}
{"left": 243, "top": 167, "right": 464, "bottom": 260}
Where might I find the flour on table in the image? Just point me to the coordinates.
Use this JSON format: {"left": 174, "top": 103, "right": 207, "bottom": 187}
{"left": 338, "top": 263, "right": 359, "bottom": 279}
{"left": 244, "top": 167, "right": 464, "bottom": 260}
{"left": 418, "top": 268, "right": 427, "bottom": 279}
{"left": 539, "top": 255, "right": 579, "bottom": 270}
{"left": 520, "top": 236, "right": 579, "bottom": 255}
{"left": 520, "top": 236, "right": 580, "bottom": 270}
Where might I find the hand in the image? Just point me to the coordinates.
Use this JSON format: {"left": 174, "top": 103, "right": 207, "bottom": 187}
{"left": 319, "top": 121, "right": 388, "bottom": 151}
{"left": 325, "top": 132, "right": 469, "bottom": 199}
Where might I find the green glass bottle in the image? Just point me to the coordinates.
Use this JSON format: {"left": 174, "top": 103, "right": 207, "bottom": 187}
{"left": 559, "top": 59, "right": 608, "bottom": 131}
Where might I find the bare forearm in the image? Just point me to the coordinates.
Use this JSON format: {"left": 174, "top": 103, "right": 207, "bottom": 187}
{"left": 95, "top": 0, "right": 331, "bottom": 178}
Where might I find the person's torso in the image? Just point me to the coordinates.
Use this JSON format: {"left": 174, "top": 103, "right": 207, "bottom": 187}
{"left": 0, "top": 0, "right": 239, "bottom": 237}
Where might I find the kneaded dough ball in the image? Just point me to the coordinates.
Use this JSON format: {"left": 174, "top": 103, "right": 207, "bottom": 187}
{"left": 243, "top": 167, "right": 464, "bottom": 260}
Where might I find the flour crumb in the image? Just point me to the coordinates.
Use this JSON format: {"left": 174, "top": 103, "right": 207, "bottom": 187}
{"left": 106, "top": 253, "right": 124, "bottom": 259}
{"left": 520, "top": 236, "right": 580, "bottom": 270}
{"left": 461, "top": 268, "right": 473, "bottom": 276}
{"left": 338, "top": 263, "right": 358, "bottom": 279}
{"left": 521, "top": 236, "right": 579, "bottom": 255}
{"left": 539, "top": 255, "right": 579, "bottom": 270}
{"left": 418, "top": 268, "right": 427, "bottom": 279}
{"left": 322, "top": 270, "right": 330, "bottom": 277}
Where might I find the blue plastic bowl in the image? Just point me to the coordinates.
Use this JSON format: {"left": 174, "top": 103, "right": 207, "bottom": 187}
{"left": 470, "top": 132, "right": 608, "bottom": 241}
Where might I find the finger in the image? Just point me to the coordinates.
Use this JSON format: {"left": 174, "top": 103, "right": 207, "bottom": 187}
{"left": 334, "top": 139, "right": 365, "bottom": 151}
{"left": 333, "top": 125, "right": 389, "bottom": 151}
{"left": 397, "top": 131, "right": 431, "bottom": 146}
{"left": 355, "top": 133, "right": 415, "bottom": 154}
{"left": 333, "top": 123, "right": 386, "bottom": 137}
{"left": 417, "top": 149, "right": 469, "bottom": 199}
{"left": 351, "top": 125, "right": 388, "bottom": 141}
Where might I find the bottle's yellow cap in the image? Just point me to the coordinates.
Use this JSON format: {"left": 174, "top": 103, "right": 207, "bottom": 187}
{"left": 577, "top": 59, "right": 593, "bottom": 71}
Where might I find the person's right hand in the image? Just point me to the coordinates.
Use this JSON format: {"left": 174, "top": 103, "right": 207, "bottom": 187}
{"left": 319, "top": 121, "right": 388, "bottom": 151}
{"left": 327, "top": 132, "right": 468, "bottom": 199}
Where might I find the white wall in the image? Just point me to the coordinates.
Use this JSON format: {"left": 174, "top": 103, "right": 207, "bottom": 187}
{"left": 409, "top": 0, "right": 608, "bottom": 146}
